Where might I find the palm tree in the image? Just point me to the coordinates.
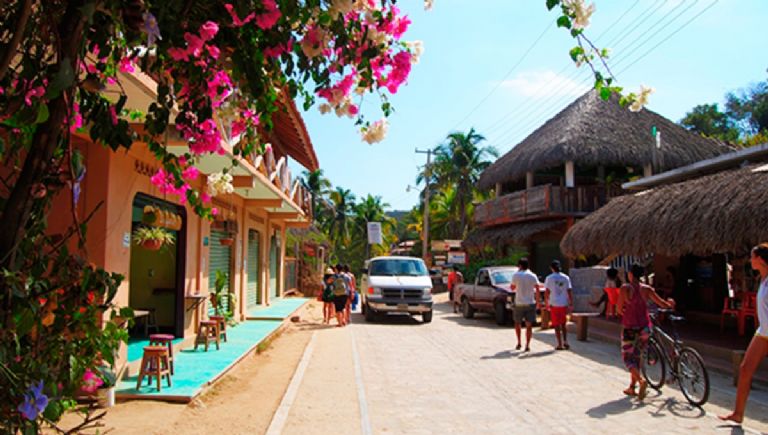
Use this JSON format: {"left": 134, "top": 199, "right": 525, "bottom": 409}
{"left": 430, "top": 128, "right": 498, "bottom": 238}
{"left": 301, "top": 169, "right": 331, "bottom": 223}
{"left": 352, "top": 194, "right": 395, "bottom": 259}
{"left": 325, "top": 187, "right": 356, "bottom": 253}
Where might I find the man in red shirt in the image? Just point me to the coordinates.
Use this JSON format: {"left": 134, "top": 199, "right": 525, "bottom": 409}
{"left": 447, "top": 265, "right": 462, "bottom": 301}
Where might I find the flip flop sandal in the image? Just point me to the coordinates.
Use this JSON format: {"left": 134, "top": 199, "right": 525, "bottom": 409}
{"left": 515, "top": 344, "right": 521, "bottom": 350}
{"left": 563, "top": 343, "right": 570, "bottom": 350}
{"left": 555, "top": 346, "right": 565, "bottom": 350}
{"left": 623, "top": 387, "right": 637, "bottom": 396}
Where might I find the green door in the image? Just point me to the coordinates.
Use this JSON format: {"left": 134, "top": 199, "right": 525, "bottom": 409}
{"left": 269, "top": 233, "right": 280, "bottom": 298}
{"left": 209, "top": 230, "right": 232, "bottom": 316}
{"left": 247, "top": 230, "right": 260, "bottom": 308}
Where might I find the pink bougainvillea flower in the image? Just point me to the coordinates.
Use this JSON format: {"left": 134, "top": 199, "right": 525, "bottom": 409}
{"left": 70, "top": 102, "right": 83, "bottom": 133}
{"left": 81, "top": 369, "right": 103, "bottom": 393}
{"left": 224, "top": 3, "right": 255, "bottom": 27}
{"left": 255, "top": 0, "right": 281, "bottom": 30}
{"left": 118, "top": 57, "right": 135, "bottom": 73}
{"left": 206, "top": 45, "right": 221, "bottom": 59}
{"left": 200, "top": 192, "right": 212, "bottom": 204}
{"left": 183, "top": 32, "right": 205, "bottom": 58}
{"left": 108, "top": 106, "right": 119, "bottom": 126}
{"left": 211, "top": 207, "right": 219, "bottom": 216}
{"left": 182, "top": 166, "right": 200, "bottom": 181}
{"left": 199, "top": 21, "right": 220, "bottom": 41}
{"left": 167, "top": 47, "right": 189, "bottom": 62}
{"left": 24, "top": 86, "right": 45, "bottom": 106}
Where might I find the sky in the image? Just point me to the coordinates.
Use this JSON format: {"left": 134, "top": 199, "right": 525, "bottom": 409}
{"left": 289, "top": 0, "right": 768, "bottom": 212}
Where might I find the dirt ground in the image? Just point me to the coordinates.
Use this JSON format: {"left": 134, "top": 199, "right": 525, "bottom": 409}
{"left": 53, "top": 301, "right": 324, "bottom": 435}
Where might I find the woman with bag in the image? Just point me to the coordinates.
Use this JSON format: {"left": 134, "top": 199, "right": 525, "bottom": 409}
{"left": 321, "top": 268, "right": 336, "bottom": 324}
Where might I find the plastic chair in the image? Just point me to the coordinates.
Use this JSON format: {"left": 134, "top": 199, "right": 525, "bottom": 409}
{"left": 738, "top": 293, "right": 759, "bottom": 336}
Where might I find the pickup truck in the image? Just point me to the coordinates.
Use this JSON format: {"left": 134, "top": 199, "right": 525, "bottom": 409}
{"left": 454, "top": 266, "right": 519, "bottom": 325}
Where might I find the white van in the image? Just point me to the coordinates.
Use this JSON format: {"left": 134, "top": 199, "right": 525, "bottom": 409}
{"left": 360, "top": 256, "right": 434, "bottom": 323}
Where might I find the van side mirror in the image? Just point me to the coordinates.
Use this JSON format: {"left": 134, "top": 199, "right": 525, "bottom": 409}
{"left": 361, "top": 268, "right": 368, "bottom": 274}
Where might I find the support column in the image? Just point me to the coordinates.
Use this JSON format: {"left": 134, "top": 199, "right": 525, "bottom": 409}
{"left": 526, "top": 171, "right": 534, "bottom": 189}
{"left": 565, "top": 161, "right": 575, "bottom": 188}
{"left": 643, "top": 164, "right": 652, "bottom": 178}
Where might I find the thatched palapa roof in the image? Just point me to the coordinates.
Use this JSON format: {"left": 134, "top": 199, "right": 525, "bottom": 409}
{"left": 463, "top": 220, "right": 565, "bottom": 250}
{"left": 478, "top": 91, "right": 730, "bottom": 190}
{"left": 560, "top": 164, "right": 768, "bottom": 258}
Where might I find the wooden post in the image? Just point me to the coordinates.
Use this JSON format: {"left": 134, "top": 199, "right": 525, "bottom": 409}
{"left": 565, "top": 161, "right": 575, "bottom": 188}
{"left": 526, "top": 171, "right": 534, "bottom": 189}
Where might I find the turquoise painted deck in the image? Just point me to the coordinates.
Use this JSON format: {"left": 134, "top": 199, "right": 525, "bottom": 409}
{"left": 127, "top": 337, "right": 184, "bottom": 363}
{"left": 117, "top": 320, "right": 282, "bottom": 401}
{"left": 247, "top": 297, "right": 309, "bottom": 319}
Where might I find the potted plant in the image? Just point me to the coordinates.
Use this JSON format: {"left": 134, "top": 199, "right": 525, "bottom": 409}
{"left": 96, "top": 365, "right": 117, "bottom": 408}
{"left": 210, "top": 270, "right": 236, "bottom": 321}
{"left": 132, "top": 226, "right": 175, "bottom": 251}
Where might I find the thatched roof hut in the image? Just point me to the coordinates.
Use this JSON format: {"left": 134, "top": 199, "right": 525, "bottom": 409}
{"left": 463, "top": 220, "right": 565, "bottom": 250}
{"left": 560, "top": 163, "right": 768, "bottom": 258}
{"left": 478, "top": 91, "right": 730, "bottom": 190}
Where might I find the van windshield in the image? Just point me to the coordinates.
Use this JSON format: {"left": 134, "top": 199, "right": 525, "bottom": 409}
{"left": 369, "top": 259, "right": 428, "bottom": 277}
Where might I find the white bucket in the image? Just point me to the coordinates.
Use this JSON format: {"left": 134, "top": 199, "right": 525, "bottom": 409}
{"left": 97, "top": 387, "right": 115, "bottom": 408}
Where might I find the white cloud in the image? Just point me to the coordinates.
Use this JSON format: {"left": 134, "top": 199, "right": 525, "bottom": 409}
{"left": 500, "top": 70, "right": 589, "bottom": 99}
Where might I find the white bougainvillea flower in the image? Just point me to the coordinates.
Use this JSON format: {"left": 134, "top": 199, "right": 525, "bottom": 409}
{"left": 563, "top": 0, "right": 595, "bottom": 30}
{"left": 629, "top": 85, "right": 654, "bottom": 112}
{"left": 361, "top": 119, "right": 389, "bottom": 144}
{"left": 207, "top": 171, "right": 234, "bottom": 197}
{"left": 424, "top": 0, "right": 434, "bottom": 11}
{"left": 318, "top": 103, "right": 332, "bottom": 114}
{"left": 406, "top": 40, "right": 424, "bottom": 65}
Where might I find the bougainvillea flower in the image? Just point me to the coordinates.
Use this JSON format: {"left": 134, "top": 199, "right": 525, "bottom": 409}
{"left": 81, "top": 369, "right": 103, "bottom": 393}
{"left": 255, "top": 0, "right": 281, "bottom": 30}
{"left": 224, "top": 4, "right": 255, "bottom": 27}
{"left": 199, "top": 21, "right": 220, "bottom": 41}
{"left": 17, "top": 381, "right": 48, "bottom": 421}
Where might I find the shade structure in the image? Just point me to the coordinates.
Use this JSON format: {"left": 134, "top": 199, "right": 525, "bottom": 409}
{"left": 560, "top": 164, "right": 768, "bottom": 258}
{"left": 463, "top": 220, "right": 566, "bottom": 250}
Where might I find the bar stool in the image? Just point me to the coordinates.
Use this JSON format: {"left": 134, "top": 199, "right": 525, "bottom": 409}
{"left": 195, "top": 320, "right": 220, "bottom": 351}
{"left": 209, "top": 315, "right": 228, "bottom": 342}
{"left": 149, "top": 334, "right": 176, "bottom": 375}
{"left": 136, "top": 346, "right": 172, "bottom": 391}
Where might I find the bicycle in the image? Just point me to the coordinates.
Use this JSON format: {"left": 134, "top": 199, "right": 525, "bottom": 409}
{"left": 641, "top": 309, "right": 710, "bottom": 406}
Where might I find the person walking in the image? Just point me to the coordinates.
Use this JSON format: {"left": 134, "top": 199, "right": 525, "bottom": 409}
{"left": 617, "top": 263, "right": 675, "bottom": 400}
{"left": 720, "top": 243, "right": 768, "bottom": 424}
{"left": 544, "top": 260, "right": 573, "bottom": 350}
{"left": 331, "top": 265, "right": 349, "bottom": 327}
{"left": 343, "top": 264, "right": 356, "bottom": 322}
{"left": 321, "top": 268, "right": 336, "bottom": 324}
{"left": 510, "top": 258, "right": 542, "bottom": 352}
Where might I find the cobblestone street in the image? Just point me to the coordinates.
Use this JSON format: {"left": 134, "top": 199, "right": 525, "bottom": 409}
{"left": 278, "top": 296, "right": 768, "bottom": 434}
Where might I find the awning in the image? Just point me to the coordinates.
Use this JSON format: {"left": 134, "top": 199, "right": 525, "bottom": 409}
{"left": 463, "top": 220, "right": 566, "bottom": 250}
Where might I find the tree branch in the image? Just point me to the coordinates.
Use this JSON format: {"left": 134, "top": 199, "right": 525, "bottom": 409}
{"left": 0, "top": 0, "right": 33, "bottom": 82}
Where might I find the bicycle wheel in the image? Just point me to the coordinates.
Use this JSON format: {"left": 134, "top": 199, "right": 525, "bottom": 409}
{"left": 677, "top": 347, "right": 710, "bottom": 406}
{"left": 642, "top": 337, "right": 666, "bottom": 390}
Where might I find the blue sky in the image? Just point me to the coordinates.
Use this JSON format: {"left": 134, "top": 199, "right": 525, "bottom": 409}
{"left": 291, "top": 0, "right": 768, "bottom": 211}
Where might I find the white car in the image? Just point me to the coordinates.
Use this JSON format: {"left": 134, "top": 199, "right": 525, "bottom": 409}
{"left": 360, "top": 256, "right": 434, "bottom": 323}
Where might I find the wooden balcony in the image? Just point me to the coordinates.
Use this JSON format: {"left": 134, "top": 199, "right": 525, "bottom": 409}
{"left": 474, "top": 184, "right": 622, "bottom": 227}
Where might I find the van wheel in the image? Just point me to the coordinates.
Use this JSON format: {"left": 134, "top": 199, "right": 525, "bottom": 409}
{"left": 495, "top": 302, "right": 509, "bottom": 326}
{"left": 461, "top": 298, "right": 475, "bottom": 319}
{"left": 422, "top": 310, "right": 433, "bottom": 323}
{"left": 364, "top": 303, "right": 376, "bottom": 322}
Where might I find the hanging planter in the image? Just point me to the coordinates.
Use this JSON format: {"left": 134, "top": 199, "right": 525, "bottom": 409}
{"left": 142, "top": 205, "right": 158, "bottom": 225}
{"left": 219, "top": 236, "right": 234, "bottom": 246}
{"left": 132, "top": 227, "right": 175, "bottom": 251}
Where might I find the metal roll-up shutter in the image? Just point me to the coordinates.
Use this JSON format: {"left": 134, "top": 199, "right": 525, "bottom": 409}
{"left": 209, "top": 230, "right": 232, "bottom": 316}
{"left": 269, "top": 234, "right": 279, "bottom": 298}
{"left": 247, "top": 230, "right": 260, "bottom": 308}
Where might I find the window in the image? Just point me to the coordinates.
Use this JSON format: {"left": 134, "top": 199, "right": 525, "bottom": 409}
{"left": 369, "top": 259, "right": 428, "bottom": 276}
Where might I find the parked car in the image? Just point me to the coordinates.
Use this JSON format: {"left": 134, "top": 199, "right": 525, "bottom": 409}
{"left": 360, "top": 256, "right": 434, "bottom": 323}
{"left": 454, "top": 266, "right": 519, "bottom": 325}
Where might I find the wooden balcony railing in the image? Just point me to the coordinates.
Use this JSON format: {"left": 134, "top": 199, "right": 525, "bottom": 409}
{"left": 474, "top": 184, "right": 622, "bottom": 227}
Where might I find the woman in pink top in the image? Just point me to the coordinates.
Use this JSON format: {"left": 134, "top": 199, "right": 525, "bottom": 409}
{"left": 617, "top": 264, "right": 675, "bottom": 400}
{"left": 720, "top": 243, "right": 768, "bottom": 424}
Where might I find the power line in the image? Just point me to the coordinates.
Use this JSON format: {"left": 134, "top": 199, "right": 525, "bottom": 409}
{"left": 488, "top": 0, "right": 710, "bottom": 150}
{"left": 480, "top": 0, "right": 663, "bottom": 139}
{"left": 443, "top": 18, "right": 556, "bottom": 134}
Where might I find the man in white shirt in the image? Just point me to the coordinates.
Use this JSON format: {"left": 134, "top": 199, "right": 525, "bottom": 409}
{"left": 511, "top": 258, "right": 541, "bottom": 352}
{"left": 544, "top": 260, "right": 573, "bottom": 350}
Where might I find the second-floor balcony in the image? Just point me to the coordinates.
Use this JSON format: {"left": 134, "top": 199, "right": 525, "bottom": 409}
{"left": 474, "top": 184, "right": 623, "bottom": 227}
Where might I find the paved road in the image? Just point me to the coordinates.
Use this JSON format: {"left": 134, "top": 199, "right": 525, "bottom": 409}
{"left": 275, "top": 298, "right": 768, "bottom": 434}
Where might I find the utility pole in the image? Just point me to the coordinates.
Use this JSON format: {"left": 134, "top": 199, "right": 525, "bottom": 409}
{"left": 415, "top": 148, "right": 434, "bottom": 265}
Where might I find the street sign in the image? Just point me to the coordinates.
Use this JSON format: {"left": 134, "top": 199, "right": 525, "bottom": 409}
{"left": 367, "top": 222, "right": 383, "bottom": 244}
{"left": 447, "top": 251, "right": 468, "bottom": 265}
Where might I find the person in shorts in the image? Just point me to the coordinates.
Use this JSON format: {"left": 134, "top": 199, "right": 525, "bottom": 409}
{"left": 544, "top": 260, "right": 573, "bottom": 350}
{"left": 331, "top": 266, "right": 349, "bottom": 327}
{"left": 321, "top": 268, "right": 336, "bottom": 324}
{"left": 511, "top": 258, "right": 541, "bottom": 352}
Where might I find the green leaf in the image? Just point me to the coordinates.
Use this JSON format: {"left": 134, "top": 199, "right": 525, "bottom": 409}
{"left": 569, "top": 46, "right": 584, "bottom": 62}
{"left": 546, "top": 0, "right": 560, "bottom": 10}
{"left": 557, "top": 15, "right": 572, "bottom": 29}
{"left": 600, "top": 87, "right": 612, "bottom": 100}
{"left": 34, "top": 104, "right": 50, "bottom": 124}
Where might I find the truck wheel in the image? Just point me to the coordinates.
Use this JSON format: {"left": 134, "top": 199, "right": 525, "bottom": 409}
{"left": 461, "top": 298, "right": 475, "bottom": 319}
{"left": 494, "top": 302, "right": 510, "bottom": 326}
{"left": 422, "top": 310, "right": 433, "bottom": 323}
{"left": 364, "top": 303, "right": 376, "bottom": 322}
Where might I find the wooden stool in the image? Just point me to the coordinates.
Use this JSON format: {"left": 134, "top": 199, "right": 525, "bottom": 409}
{"left": 209, "top": 315, "right": 228, "bottom": 342}
{"left": 136, "top": 346, "right": 172, "bottom": 391}
{"left": 149, "top": 334, "right": 175, "bottom": 375}
{"left": 195, "top": 320, "right": 220, "bottom": 351}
